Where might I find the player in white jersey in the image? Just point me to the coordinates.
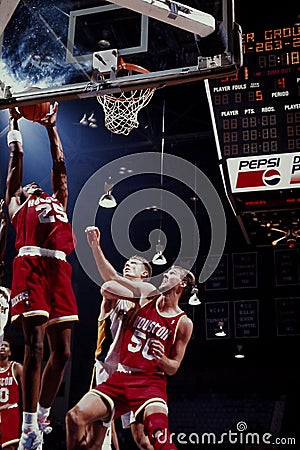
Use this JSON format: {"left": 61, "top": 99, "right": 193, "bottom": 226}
{"left": 86, "top": 226, "right": 155, "bottom": 449}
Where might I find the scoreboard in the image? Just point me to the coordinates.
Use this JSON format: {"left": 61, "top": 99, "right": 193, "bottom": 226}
{"left": 205, "top": 24, "right": 300, "bottom": 246}
{"left": 206, "top": 24, "right": 300, "bottom": 158}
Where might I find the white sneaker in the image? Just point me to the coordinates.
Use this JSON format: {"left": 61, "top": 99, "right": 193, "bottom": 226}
{"left": 18, "top": 430, "right": 43, "bottom": 450}
{"left": 36, "top": 419, "right": 52, "bottom": 449}
{"left": 38, "top": 418, "right": 52, "bottom": 434}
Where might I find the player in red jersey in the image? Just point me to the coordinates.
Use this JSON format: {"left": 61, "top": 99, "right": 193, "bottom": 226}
{"left": 85, "top": 225, "right": 155, "bottom": 450}
{"left": 0, "top": 339, "right": 23, "bottom": 450}
{"left": 66, "top": 265, "right": 195, "bottom": 450}
{"left": 5, "top": 103, "right": 78, "bottom": 450}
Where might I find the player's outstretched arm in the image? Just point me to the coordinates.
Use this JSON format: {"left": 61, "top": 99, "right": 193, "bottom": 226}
{"left": 38, "top": 102, "right": 68, "bottom": 210}
{"left": 6, "top": 108, "right": 24, "bottom": 218}
{"left": 86, "top": 226, "right": 159, "bottom": 299}
{"left": 101, "top": 279, "right": 159, "bottom": 304}
{"left": 85, "top": 226, "right": 119, "bottom": 281}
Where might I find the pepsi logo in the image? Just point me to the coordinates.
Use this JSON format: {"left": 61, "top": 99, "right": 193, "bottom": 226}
{"left": 262, "top": 169, "right": 281, "bottom": 186}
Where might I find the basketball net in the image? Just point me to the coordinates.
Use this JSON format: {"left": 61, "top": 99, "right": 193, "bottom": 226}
{"left": 96, "top": 59, "right": 156, "bottom": 135}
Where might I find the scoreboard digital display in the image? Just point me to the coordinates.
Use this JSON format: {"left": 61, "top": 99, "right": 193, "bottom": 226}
{"left": 205, "top": 23, "right": 300, "bottom": 246}
{"left": 206, "top": 24, "right": 300, "bottom": 159}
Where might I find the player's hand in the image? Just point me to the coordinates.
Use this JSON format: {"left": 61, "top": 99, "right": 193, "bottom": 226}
{"left": 38, "top": 101, "right": 58, "bottom": 127}
{"left": 8, "top": 107, "right": 22, "bottom": 131}
{"left": 149, "top": 339, "right": 165, "bottom": 360}
{"left": 85, "top": 226, "right": 100, "bottom": 247}
{"left": 9, "top": 107, "right": 22, "bottom": 120}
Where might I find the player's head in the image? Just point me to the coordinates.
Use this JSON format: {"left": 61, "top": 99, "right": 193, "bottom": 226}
{"left": 0, "top": 339, "right": 12, "bottom": 359}
{"left": 22, "top": 182, "right": 43, "bottom": 199}
{"left": 123, "top": 255, "right": 152, "bottom": 280}
{"left": 159, "top": 265, "right": 195, "bottom": 301}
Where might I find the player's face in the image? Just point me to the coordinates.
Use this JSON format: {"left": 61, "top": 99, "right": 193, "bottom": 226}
{"left": 159, "top": 267, "right": 184, "bottom": 293}
{"left": 0, "top": 340, "right": 11, "bottom": 358}
{"left": 22, "top": 182, "right": 43, "bottom": 197}
{"left": 123, "top": 258, "right": 147, "bottom": 279}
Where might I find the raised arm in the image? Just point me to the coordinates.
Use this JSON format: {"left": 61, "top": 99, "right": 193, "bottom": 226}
{"left": 5, "top": 109, "right": 24, "bottom": 219}
{"left": 86, "top": 226, "right": 159, "bottom": 300}
{"left": 85, "top": 226, "right": 119, "bottom": 281}
{"left": 38, "top": 102, "right": 68, "bottom": 210}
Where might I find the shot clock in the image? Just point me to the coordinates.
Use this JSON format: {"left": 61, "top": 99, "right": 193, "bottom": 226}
{"left": 205, "top": 23, "right": 300, "bottom": 246}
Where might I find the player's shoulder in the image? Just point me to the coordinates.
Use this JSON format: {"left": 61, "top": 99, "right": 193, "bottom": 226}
{"left": 12, "top": 361, "right": 23, "bottom": 377}
{"left": 178, "top": 314, "right": 194, "bottom": 333}
{"left": 14, "top": 360, "right": 23, "bottom": 366}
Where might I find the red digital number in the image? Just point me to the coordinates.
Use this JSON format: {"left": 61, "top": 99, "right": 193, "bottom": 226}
{"left": 276, "top": 77, "right": 286, "bottom": 89}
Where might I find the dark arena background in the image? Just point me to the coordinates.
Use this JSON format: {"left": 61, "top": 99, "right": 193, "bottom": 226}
{"left": 1, "top": 0, "right": 300, "bottom": 449}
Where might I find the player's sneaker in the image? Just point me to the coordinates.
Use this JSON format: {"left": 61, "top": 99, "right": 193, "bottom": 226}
{"left": 36, "top": 418, "right": 53, "bottom": 449}
{"left": 17, "top": 429, "right": 43, "bottom": 450}
{"left": 38, "top": 418, "right": 52, "bottom": 435}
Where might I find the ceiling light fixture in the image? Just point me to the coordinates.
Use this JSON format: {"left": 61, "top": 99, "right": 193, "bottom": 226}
{"left": 88, "top": 112, "right": 98, "bottom": 127}
{"left": 80, "top": 112, "right": 98, "bottom": 127}
{"left": 188, "top": 285, "right": 201, "bottom": 305}
{"left": 152, "top": 244, "right": 167, "bottom": 266}
{"left": 79, "top": 113, "right": 88, "bottom": 126}
{"left": 215, "top": 321, "right": 226, "bottom": 337}
{"left": 234, "top": 344, "right": 245, "bottom": 359}
{"left": 152, "top": 98, "right": 167, "bottom": 266}
{"left": 99, "top": 180, "right": 117, "bottom": 208}
{"left": 88, "top": 112, "right": 97, "bottom": 123}
{"left": 188, "top": 162, "right": 200, "bottom": 306}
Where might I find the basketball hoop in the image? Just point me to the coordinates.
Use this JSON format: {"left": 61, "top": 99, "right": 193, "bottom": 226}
{"left": 96, "top": 58, "right": 156, "bottom": 135}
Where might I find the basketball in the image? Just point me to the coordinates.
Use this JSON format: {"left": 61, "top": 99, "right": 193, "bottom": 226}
{"left": 18, "top": 102, "right": 51, "bottom": 122}
{"left": 18, "top": 87, "right": 51, "bottom": 122}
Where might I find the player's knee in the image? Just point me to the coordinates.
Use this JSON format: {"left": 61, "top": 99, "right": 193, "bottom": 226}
{"left": 144, "top": 413, "right": 177, "bottom": 450}
{"left": 144, "top": 412, "right": 168, "bottom": 441}
{"left": 131, "top": 421, "right": 153, "bottom": 450}
{"left": 60, "top": 346, "right": 71, "bottom": 364}
{"left": 53, "top": 345, "right": 71, "bottom": 367}
{"left": 25, "top": 341, "right": 44, "bottom": 366}
{"left": 66, "top": 404, "right": 85, "bottom": 430}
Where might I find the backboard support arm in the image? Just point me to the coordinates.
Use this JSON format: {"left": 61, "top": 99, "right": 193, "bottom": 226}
{"left": 106, "top": 0, "right": 216, "bottom": 37}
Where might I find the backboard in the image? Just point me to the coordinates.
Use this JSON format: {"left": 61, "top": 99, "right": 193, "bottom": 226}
{"left": 0, "top": 0, "right": 242, "bottom": 110}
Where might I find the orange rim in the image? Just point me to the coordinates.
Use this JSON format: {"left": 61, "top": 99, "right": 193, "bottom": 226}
{"left": 117, "top": 57, "right": 150, "bottom": 75}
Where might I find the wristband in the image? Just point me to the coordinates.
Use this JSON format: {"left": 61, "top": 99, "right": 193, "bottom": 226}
{"left": 7, "top": 130, "right": 23, "bottom": 146}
